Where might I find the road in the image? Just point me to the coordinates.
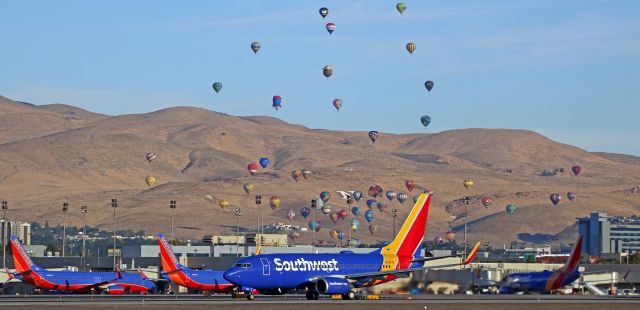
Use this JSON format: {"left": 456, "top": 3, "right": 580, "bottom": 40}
{"left": 1, "top": 294, "right": 639, "bottom": 310}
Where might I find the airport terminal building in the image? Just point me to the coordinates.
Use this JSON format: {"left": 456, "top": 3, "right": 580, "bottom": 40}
{"left": 578, "top": 212, "right": 640, "bottom": 256}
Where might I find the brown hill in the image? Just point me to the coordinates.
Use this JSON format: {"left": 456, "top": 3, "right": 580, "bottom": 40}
{"left": 0, "top": 96, "right": 638, "bottom": 247}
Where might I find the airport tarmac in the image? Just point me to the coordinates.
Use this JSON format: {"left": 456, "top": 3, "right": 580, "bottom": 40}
{"left": 1, "top": 294, "right": 640, "bottom": 310}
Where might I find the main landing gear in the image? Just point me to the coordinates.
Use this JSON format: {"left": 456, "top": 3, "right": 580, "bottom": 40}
{"left": 305, "top": 290, "right": 319, "bottom": 300}
{"left": 341, "top": 290, "right": 356, "bottom": 300}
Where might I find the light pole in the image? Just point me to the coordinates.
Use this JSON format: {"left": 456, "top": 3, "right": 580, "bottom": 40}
{"left": 62, "top": 202, "right": 68, "bottom": 257}
{"left": 391, "top": 209, "right": 398, "bottom": 239}
{"left": 311, "top": 199, "right": 317, "bottom": 252}
{"left": 346, "top": 195, "right": 353, "bottom": 249}
{"left": 234, "top": 208, "right": 242, "bottom": 257}
{"left": 170, "top": 200, "right": 177, "bottom": 245}
{"left": 2, "top": 200, "right": 7, "bottom": 270}
{"left": 255, "top": 195, "right": 262, "bottom": 234}
{"left": 81, "top": 205, "right": 87, "bottom": 271}
{"left": 463, "top": 196, "right": 470, "bottom": 257}
{"left": 111, "top": 198, "right": 118, "bottom": 270}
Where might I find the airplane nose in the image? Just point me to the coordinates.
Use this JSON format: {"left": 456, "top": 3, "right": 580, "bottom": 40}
{"left": 223, "top": 269, "right": 240, "bottom": 284}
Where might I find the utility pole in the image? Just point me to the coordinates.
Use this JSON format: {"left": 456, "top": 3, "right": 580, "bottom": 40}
{"left": 170, "top": 200, "right": 177, "bottom": 245}
{"left": 81, "top": 205, "right": 87, "bottom": 271}
{"left": 346, "top": 195, "right": 353, "bottom": 249}
{"left": 391, "top": 209, "right": 398, "bottom": 239}
{"left": 62, "top": 202, "right": 68, "bottom": 257}
{"left": 234, "top": 208, "right": 242, "bottom": 257}
{"left": 311, "top": 199, "right": 317, "bottom": 252}
{"left": 2, "top": 201, "right": 7, "bottom": 270}
{"left": 463, "top": 196, "right": 470, "bottom": 257}
{"left": 111, "top": 198, "right": 118, "bottom": 270}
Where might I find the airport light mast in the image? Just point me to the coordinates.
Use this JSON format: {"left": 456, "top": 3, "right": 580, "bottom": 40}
{"left": 170, "top": 200, "right": 177, "bottom": 245}
{"left": 2, "top": 200, "right": 7, "bottom": 270}
{"left": 62, "top": 202, "right": 68, "bottom": 257}
{"left": 311, "top": 198, "right": 317, "bottom": 252}
{"left": 255, "top": 195, "right": 262, "bottom": 234}
{"left": 111, "top": 198, "right": 118, "bottom": 270}
{"left": 346, "top": 195, "right": 353, "bottom": 249}
{"left": 463, "top": 196, "right": 470, "bottom": 258}
{"left": 391, "top": 209, "right": 398, "bottom": 239}
{"left": 81, "top": 205, "right": 87, "bottom": 271}
{"left": 234, "top": 208, "right": 242, "bottom": 257}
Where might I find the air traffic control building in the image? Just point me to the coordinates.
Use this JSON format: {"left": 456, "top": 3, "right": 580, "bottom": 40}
{"left": 578, "top": 212, "right": 640, "bottom": 256}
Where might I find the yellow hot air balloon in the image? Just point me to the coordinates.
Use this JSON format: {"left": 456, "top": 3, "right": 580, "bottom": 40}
{"left": 145, "top": 176, "right": 156, "bottom": 187}
{"left": 406, "top": 42, "right": 416, "bottom": 54}
{"left": 218, "top": 199, "right": 229, "bottom": 209}
{"left": 463, "top": 179, "right": 474, "bottom": 190}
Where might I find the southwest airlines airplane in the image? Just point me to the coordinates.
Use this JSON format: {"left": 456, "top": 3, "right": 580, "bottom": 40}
{"left": 498, "top": 235, "right": 584, "bottom": 294}
{"left": 224, "top": 193, "right": 480, "bottom": 300}
{"left": 8, "top": 235, "right": 154, "bottom": 294}
{"left": 157, "top": 233, "right": 234, "bottom": 293}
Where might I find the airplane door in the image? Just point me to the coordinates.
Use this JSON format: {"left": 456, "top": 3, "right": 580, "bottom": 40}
{"left": 260, "top": 258, "right": 271, "bottom": 276}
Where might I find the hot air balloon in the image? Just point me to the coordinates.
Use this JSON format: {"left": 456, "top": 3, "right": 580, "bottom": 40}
{"left": 425, "top": 80, "right": 434, "bottom": 92}
{"left": 368, "top": 131, "right": 379, "bottom": 143}
{"left": 351, "top": 206, "right": 360, "bottom": 216}
{"left": 405, "top": 180, "right": 416, "bottom": 192}
{"left": 145, "top": 176, "right": 156, "bottom": 187}
{"left": 325, "top": 23, "right": 336, "bottom": 35}
{"left": 463, "top": 179, "right": 474, "bottom": 190}
{"left": 337, "top": 210, "right": 349, "bottom": 220}
{"left": 350, "top": 219, "right": 361, "bottom": 231}
{"left": 396, "top": 2, "right": 407, "bottom": 14}
{"left": 212, "top": 82, "right": 222, "bottom": 93}
{"left": 314, "top": 197, "right": 324, "bottom": 211}
{"left": 309, "top": 220, "right": 321, "bottom": 232}
{"left": 145, "top": 153, "right": 157, "bottom": 163}
{"left": 505, "top": 204, "right": 516, "bottom": 215}
{"left": 259, "top": 157, "right": 270, "bottom": 168}
{"left": 353, "top": 191, "right": 363, "bottom": 201}
{"left": 320, "top": 191, "right": 331, "bottom": 203}
{"left": 337, "top": 231, "right": 345, "bottom": 240}
{"left": 286, "top": 209, "right": 296, "bottom": 221}
{"left": 247, "top": 163, "right": 258, "bottom": 175}
{"left": 219, "top": 199, "right": 229, "bottom": 209}
{"left": 420, "top": 115, "right": 431, "bottom": 129}
{"left": 550, "top": 193, "right": 561, "bottom": 207}
{"left": 290, "top": 232, "right": 300, "bottom": 240}
{"left": 446, "top": 231, "right": 456, "bottom": 241}
{"left": 272, "top": 95, "right": 282, "bottom": 110}
{"left": 330, "top": 212, "right": 339, "bottom": 223}
{"left": 386, "top": 191, "right": 396, "bottom": 201}
{"left": 332, "top": 99, "right": 342, "bottom": 111}
{"left": 270, "top": 196, "right": 281, "bottom": 210}
{"left": 413, "top": 195, "right": 420, "bottom": 204}
{"left": 572, "top": 165, "right": 581, "bottom": 176}
{"left": 319, "top": 7, "right": 328, "bottom": 19}
{"left": 291, "top": 170, "right": 303, "bottom": 181}
{"left": 567, "top": 192, "right": 577, "bottom": 201}
{"left": 302, "top": 169, "right": 312, "bottom": 179}
{"left": 364, "top": 210, "right": 375, "bottom": 222}
{"left": 243, "top": 183, "right": 254, "bottom": 194}
{"left": 330, "top": 229, "right": 339, "bottom": 240}
{"left": 397, "top": 193, "right": 408, "bottom": 204}
{"left": 321, "top": 205, "right": 332, "bottom": 215}
{"left": 368, "top": 185, "right": 383, "bottom": 197}
{"left": 323, "top": 65, "right": 333, "bottom": 78}
{"left": 300, "top": 207, "right": 311, "bottom": 218}
{"left": 251, "top": 41, "right": 261, "bottom": 54}
{"left": 347, "top": 239, "right": 360, "bottom": 247}
{"left": 366, "top": 199, "right": 378, "bottom": 209}
{"left": 406, "top": 42, "right": 416, "bottom": 55}
{"left": 481, "top": 197, "right": 493, "bottom": 208}
{"left": 205, "top": 195, "right": 214, "bottom": 203}
{"left": 434, "top": 236, "right": 444, "bottom": 246}
{"left": 377, "top": 202, "right": 388, "bottom": 212}
{"left": 369, "top": 225, "right": 378, "bottom": 235}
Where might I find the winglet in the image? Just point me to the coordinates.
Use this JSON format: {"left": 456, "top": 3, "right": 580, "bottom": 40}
{"left": 462, "top": 241, "right": 481, "bottom": 265}
{"left": 255, "top": 242, "right": 261, "bottom": 256}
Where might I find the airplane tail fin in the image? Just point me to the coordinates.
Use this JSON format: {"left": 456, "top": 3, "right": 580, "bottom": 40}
{"left": 381, "top": 193, "right": 431, "bottom": 259}
{"left": 9, "top": 235, "right": 38, "bottom": 273}
{"left": 462, "top": 241, "right": 481, "bottom": 265}
{"left": 562, "top": 235, "right": 583, "bottom": 273}
{"left": 157, "top": 233, "right": 184, "bottom": 273}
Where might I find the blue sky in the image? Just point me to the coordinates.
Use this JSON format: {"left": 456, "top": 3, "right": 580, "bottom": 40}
{"left": 1, "top": 1, "right": 639, "bottom": 155}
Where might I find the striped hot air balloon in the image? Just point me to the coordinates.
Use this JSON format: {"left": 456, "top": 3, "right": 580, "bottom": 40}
{"left": 406, "top": 42, "right": 416, "bottom": 54}
{"left": 326, "top": 22, "right": 336, "bottom": 35}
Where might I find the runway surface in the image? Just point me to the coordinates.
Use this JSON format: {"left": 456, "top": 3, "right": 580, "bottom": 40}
{"left": 1, "top": 294, "right": 640, "bottom": 310}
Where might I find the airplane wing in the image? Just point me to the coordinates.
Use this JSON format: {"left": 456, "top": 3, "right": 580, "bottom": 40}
{"left": 343, "top": 241, "right": 481, "bottom": 282}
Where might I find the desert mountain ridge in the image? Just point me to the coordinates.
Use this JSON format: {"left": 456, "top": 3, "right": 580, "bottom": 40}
{"left": 0, "top": 95, "right": 638, "bottom": 246}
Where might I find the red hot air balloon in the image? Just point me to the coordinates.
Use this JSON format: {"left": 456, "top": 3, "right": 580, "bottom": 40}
{"left": 549, "top": 193, "right": 561, "bottom": 207}
{"left": 572, "top": 165, "right": 581, "bottom": 176}
{"left": 481, "top": 197, "right": 493, "bottom": 208}
{"left": 332, "top": 99, "right": 343, "bottom": 111}
{"left": 405, "top": 180, "right": 416, "bottom": 192}
{"left": 247, "top": 162, "right": 258, "bottom": 175}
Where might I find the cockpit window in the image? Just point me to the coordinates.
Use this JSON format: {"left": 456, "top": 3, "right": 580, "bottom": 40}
{"left": 237, "top": 263, "right": 251, "bottom": 269}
